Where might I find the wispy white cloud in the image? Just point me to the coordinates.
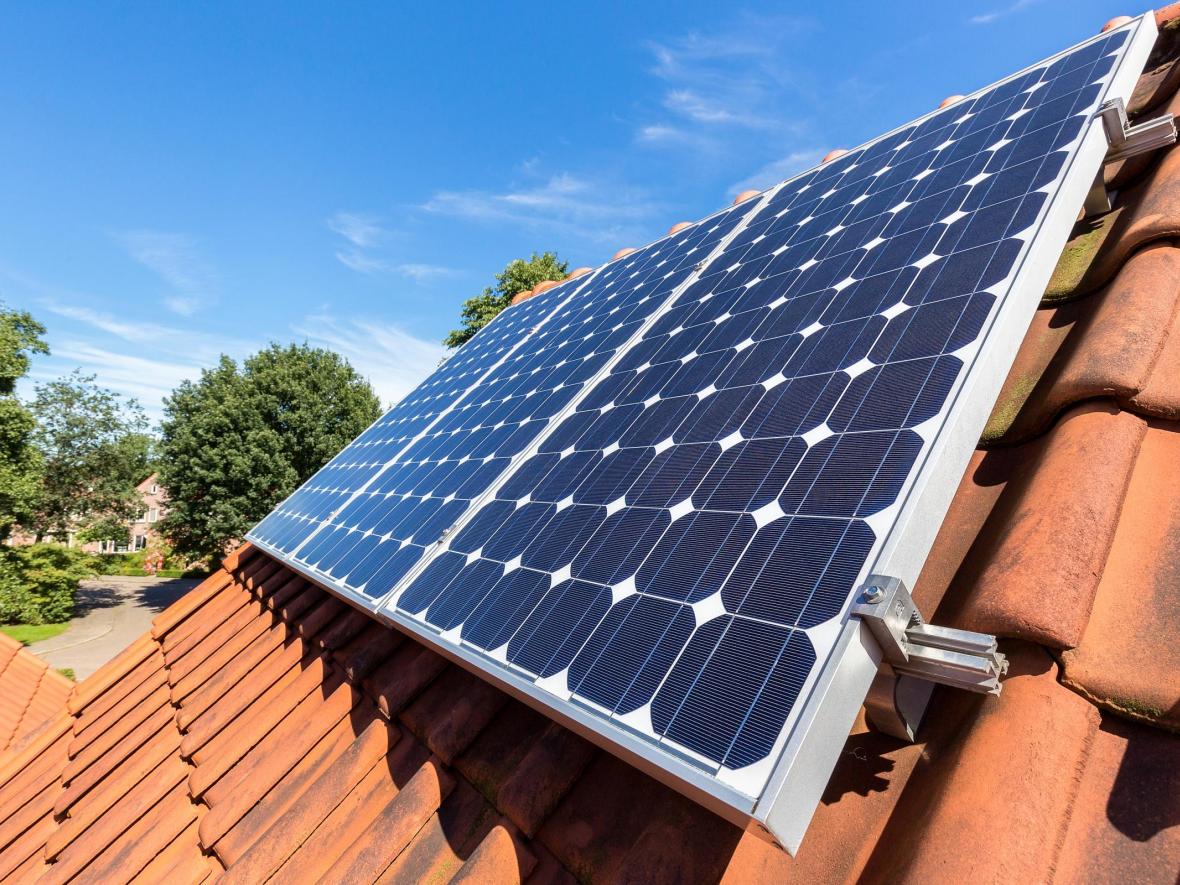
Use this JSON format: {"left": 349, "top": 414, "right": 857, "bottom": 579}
{"left": 113, "top": 230, "right": 215, "bottom": 316}
{"left": 969, "top": 0, "right": 1042, "bottom": 25}
{"left": 327, "top": 211, "right": 389, "bottom": 249}
{"left": 423, "top": 172, "right": 661, "bottom": 245}
{"left": 31, "top": 341, "right": 206, "bottom": 409}
{"left": 328, "top": 212, "right": 460, "bottom": 280}
{"left": 396, "top": 263, "right": 459, "bottom": 282}
{"left": 164, "top": 295, "right": 201, "bottom": 316}
{"left": 728, "top": 149, "right": 827, "bottom": 195}
{"left": 641, "top": 14, "right": 816, "bottom": 142}
{"left": 334, "top": 249, "right": 394, "bottom": 275}
{"left": 634, "top": 13, "right": 834, "bottom": 199}
{"left": 293, "top": 311, "right": 446, "bottom": 407}
{"left": 35, "top": 296, "right": 444, "bottom": 421}
{"left": 40, "top": 301, "right": 255, "bottom": 363}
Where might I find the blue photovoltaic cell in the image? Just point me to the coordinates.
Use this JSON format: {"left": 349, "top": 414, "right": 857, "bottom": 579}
{"left": 376, "top": 26, "right": 1129, "bottom": 774}
{"left": 249, "top": 201, "right": 755, "bottom": 601}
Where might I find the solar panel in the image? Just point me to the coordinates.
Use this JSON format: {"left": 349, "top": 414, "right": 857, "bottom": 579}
{"left": 248, "top": 15, "right": 1156, "bottom": 852}
{"left": 250, "top": 199, "right": 757, "bottom": 608}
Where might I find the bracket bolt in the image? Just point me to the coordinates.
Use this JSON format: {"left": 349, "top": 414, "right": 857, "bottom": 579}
{"left": 862, "top": 585, "right": 885, "bottom": 604}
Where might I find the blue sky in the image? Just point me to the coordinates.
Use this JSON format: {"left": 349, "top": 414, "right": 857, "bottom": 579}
{"left": 1, "top": 0, "right": 1129, "bottom": 423}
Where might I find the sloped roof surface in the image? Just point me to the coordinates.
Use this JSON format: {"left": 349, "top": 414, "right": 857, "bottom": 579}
{"left": 0, "top": 635, "right": 71, "bottom": 766}
{"left": 3, "top": 9, "right": 1180, "bottom": 882}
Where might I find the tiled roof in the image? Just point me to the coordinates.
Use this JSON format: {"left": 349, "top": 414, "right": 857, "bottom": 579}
{"left": 4, "top": 9, "right": 1180, "bottom": 883}
{"left": 0, "top": 635, "right": 71, "bottom": 767}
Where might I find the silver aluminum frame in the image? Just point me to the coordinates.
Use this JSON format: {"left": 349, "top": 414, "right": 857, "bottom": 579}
{"left": 247, "top": 12, "right": 1157, "bottom": 857}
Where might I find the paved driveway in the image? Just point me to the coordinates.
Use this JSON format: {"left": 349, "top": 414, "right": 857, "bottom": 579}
{"left": 28, "top": 575, "right": 199, "bottom": 679}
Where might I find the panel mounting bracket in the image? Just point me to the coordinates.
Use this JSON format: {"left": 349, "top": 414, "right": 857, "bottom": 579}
{"left": 851, "top": 575, "right": 1008, "bottom": 741}
{"left": 1085, "top": 96, "right": 1177, "bottom": 215}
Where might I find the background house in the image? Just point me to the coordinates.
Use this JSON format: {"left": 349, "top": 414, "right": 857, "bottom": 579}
{"left": 82, "top": 473, "right": 169, "bottom": 555}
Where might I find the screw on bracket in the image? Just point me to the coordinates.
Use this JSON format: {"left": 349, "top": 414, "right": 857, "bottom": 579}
{"left": 861, "top": 585, "right": 885, "bottom": 604}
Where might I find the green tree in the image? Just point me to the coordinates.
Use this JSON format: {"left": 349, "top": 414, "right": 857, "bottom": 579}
{"left": 27, "top": 371, "right": 150, "bottom": 541}
{"left": 159, "top": 343, "right": 381, "bottom": 564}
{"left": 444, "top": 251, "right": 568, "bottom": 348}
{"left": 0, "top": 304, "right": 47, "bottom": 540}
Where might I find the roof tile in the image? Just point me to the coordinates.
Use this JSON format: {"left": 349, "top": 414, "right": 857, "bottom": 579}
{"left": 149, "top": 570, "right": 233, "bottom": 641}
{"left": 399, "top": 665, "right": 508, "bottom": 764}
{"left": 323, "top": 758, "right": 455, "bottom": 883}
{"left": 859, "top": 643, "right": 1098, "bottom": 882}
{"left": 447, "top": 823, "right": 537, "bottom": 885}
{"left": 1054, "top": 715, "right": 1180, "bottom": 884}
{"left": 178, "top": 634, "right": 305, "bottom": 754}
{"left": 265, "top": 732, "right": 431, "bottom": 881}
{"left": 187, "top": 656, "right": 336, "bottom": 795}
{"left": 1061, "top": 420, "right": 1180, "bottom": 728}
{"left": 930, "top": 403, "right": 1146, "bottom": 647}
{"left": 67, "top": 634, "right": 155, "bottom": 716}
{"left": 985, "top": 242, "right": 1180, "bottom": 444}
{"left": 362, "top": 641, "right": 448, "bottom": 718}
{"left": 218, "top": 716, "right": 397, "bottom": 881}
{"left": 209, "top": 706, "right": 385, "bottom": 864}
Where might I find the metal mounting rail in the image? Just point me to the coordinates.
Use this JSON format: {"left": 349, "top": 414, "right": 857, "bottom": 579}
{"left": 1085, "top": 96, "right": 1177, "bottom": 215}
{"left": 851, "top": 575, "right": 1009, "bottom": 740}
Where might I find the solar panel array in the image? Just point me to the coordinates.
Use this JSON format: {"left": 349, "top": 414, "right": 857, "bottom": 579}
{"left": 251, "top": 201, "right": 755, "bottom": 605}
{"left": 249, "top": 19, "right": 1146, "bottom": 832}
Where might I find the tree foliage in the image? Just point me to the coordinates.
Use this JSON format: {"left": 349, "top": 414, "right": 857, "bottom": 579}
{"left": 26, "top": 371, "right": 150, "bottom": 541}
{"left": 444, "top": 251, "right": 568, "bottom": 348}
{"left": 158, "top": 343, "right": 381, "bottom": 564}
{"left": 0, "top": 543, "right": 97, "bottom": 625}
{"left": 0, "top": 304, "right": 47, "bottom": 540}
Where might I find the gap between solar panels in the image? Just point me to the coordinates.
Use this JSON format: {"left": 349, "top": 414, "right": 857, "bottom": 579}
{"left": 247, "top": 14, "right": 1162, "bottom": 855}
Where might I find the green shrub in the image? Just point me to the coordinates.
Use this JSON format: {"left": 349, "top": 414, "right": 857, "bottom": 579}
{"left": 0, "top": 543, "right": 96, "bottom": 625}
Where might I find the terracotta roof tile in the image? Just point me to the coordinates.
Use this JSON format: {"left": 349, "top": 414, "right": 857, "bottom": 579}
{"left": 218, "top": 716, "right": 397, "bottom": 880}
{"left": 483, "top": 717, "right": 595, "bottom": 838}
{"left": 1061, "top": 419, "right": 1180, "bottom": 728}
{"left": 446, "top": 823, "right": 537, "bottom": 885}
{"left": 177, "top": 634, "right": 305, "bottom": 753}
{"left": 399, "top": 664, "right": 508, "bottom": 764}
{"left": 320, "top": 758, "right": 455, "bottom": 882}
{"left": 186, "top": 657, "right": 337, "bottom": 793}
{"left": 264, "top": 734, "right": 431, "bottom": 882}
{"left": 209, "top": 709, "right": 387, "bottom": 865}
{"left": 985, "top": 242, "right": 1180, "bottom": 443}
{"left": 362, "top": 640, "right": 448, "bottom": 718}
{"left": 67, "top": 634, "right": 155, "bottom": 716}
{"left": 149, "top": 570, "right": 232, "bottom": 641}
{"left": 932, "top": 403, "right": 1147, "bottom": 647}
{"left": 3, "top": 13, "right": 1180, "bottom": 882}
{"left": 377, "top": 782, "right": 520, "bottom": 884}
{"left": 1055, "top": 715, "right": 1180, "bottom": 884}
{"left": 334, "top": 620, "right": 404, "bottom": 682}
{"left": 858, "top": 644, "right": 1100, "bottom": 882}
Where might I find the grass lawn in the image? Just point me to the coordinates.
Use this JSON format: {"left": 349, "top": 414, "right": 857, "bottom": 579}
{"left": 0, "top": 622, "right": 69, "bottom": 645}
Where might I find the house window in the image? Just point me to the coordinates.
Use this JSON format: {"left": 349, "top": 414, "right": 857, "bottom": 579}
{"left": 133, "top": 535, "right": 147, "bottom": 551}
{"left": 150, "top": 484, "right": 158, "bottom": 494}
{"left": 148, "top": 508, "right": 158, "bottom": 523}
{"left": 136, "top": 511, "right": 147, "bottom": 523}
